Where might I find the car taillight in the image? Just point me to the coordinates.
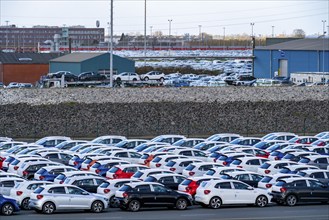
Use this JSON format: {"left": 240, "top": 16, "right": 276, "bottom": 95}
{"left": 319, "top": 142, "right": 325, "bottom": 146}
{"left": 185, "top": 187, "right": 191, "bottom": 191}
{"left": 204, "top": 190, "right": 211, "bottom": 195}
{"left": 60, "top": 181, "right": 64, "bottom": 184}
{"left": 96, "top": 169, "right": 100, "bottom": 174}
{"left": 275, "top": 157, "right": 279, "bottom": 160}
{"left": 265, "top": 184, "right": 272, "bottom": 188}
{"left": 122, "top": 192, "right": 128, "bottom": 198}
{"left": 223, "top": 161, "right": 227, "bottom": 166}
{"left": 144, "top": 160, "right": 150, "bottom": 164}
{"left": 23, "top": 171, "right": 29, "bottom": 176}
{"left": 156, "top": 163, "right": 161, "bottom": 167}
{"left": 39, "top": 176, "right": 45, "bottom": 180}
{"left": 170, "top": 168, "right": 176, "bottom": 171}
{"left": 296, "top": 140, "right": 301, "bottom": 143}
{"left": 237, "top": 166, "right": 243, "bottom": 168}
{"left": 113, "top": 174, "right": 118, "bottom": 179}
{"left": 0, "top": 157, "right": 5, "bottom": 161}
{"left": 36, "top": 195, "right": 43, "bottom": 200}
{"left": 265, "top": 170, "right": 270, "bottom": 174}
{"left": 189, "top": 171, "right": 195, "bottom": 176}
{"left": 16, "top": 191, "right": 23, "bottom": 196}
{"left": 14, "top": 166, "right": 19, "bottom": 170}
{"left": 74, "top": 161, "right": 78, "bottom": 166}
{"left": 280, "top": 187, "right": 287, "bottom": 193}
{"left": 213, "top": 158, "right": 216, "bottom": 162}
{"left": 104, "top": 189, "right": 110, "bottom": 194}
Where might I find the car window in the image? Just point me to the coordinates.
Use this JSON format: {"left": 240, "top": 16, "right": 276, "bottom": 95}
{"left": 274, "top": 163, "right": 287, "bottom": 169}
{"left": 251, "top": 174, "right": 263, "bottom": 181}
{"left": 124, "top": 167, "right": 137, "bottom": 173}
{"left": 67, "top": 187, "right": 85, "bottom": 195}
{"left": 233, "top": 182, "right": 249, "bottom": 190}
{"left": 48, "top": 187, "right": 66, "bottom": 194}
{"left": 130, "top": 152, "right": 141, "bottom": 158}
{"left": 215, "top": 182, "right": 232, "bottom": 189}
{"left": 310, "top": 172, "right": 325, "bottom": 178}
{"left": 246, "top": 159, "right": 260, "bottom": 165}
{"left": 235, "top": 174, "right": 250, "bottom": 181}
{"left": 199, "top": 165, "right": 212, "bottom": 171}
{"left": 159, "top": 176, "right": 174, "bottom": 184}
{"left": 50, "top": 168, "right": 65, "bottom": 175}
{"left": 194, "top": 151, "right": 206, "bottom": 157}
{"left": 293, "top": 180, "right": 307, "bottom": 187}
{"left": 46, "top": 153, "right": 59, "bottom": 159}
{"left": 27, "top": 183, "right": 43, "bottom": 190}
{"left": 135, "top": 185, "right": 151, "bottom": 192}
{"left": 114, "top": 181, "right": 130, "bottom": 188}
{"left": 1, "top": 181, "right": 14, "bottom": 187}
{"left": 153, "top": 184, "right": 167, "bottom": 193}
{"left": 115, "top": 152, "right": 128, "bottom": 157}
{"left": 180, "top": 151, "right": 192, "bottom": 156}
{"left": 314, "top": 158, "right": 328, "bottom": 163}
{"left": 175, "top": 176, "right": 186, "bottom": 183}
{"left": 76, "top": 179, "right": 94, "bottom": 186}
{"left": 308, "top": 180, "right": 325, "bottom": 188}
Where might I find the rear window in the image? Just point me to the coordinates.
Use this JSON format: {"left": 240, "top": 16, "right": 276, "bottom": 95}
{"left": 260, "top": 176, "right": 273, "bottom": 183}
{"left": 180, "top": 179, "right": 192, "bottom": 186}
{"left": 91, "top": 162, "right": 101, "bottom": 168}
{"left": 280, "top": 168, "right": 290, "bottom": 174}
{"left": 152, "top": 157, "right": 162, "bottom": 163}
{"left": 11, "top": 159, "right": 20, "bottom": 165}
{"left": 299, "top": 158, "right": 310, "bottom": 163}
{"left": 283, "top": 154, "right": 293, "bottom": 159}
{"left": 140, "top": 154, "right": 149, "bottom": 159}
{"left": 34, "top": 187, "right": 45, "bottom": 194}
{"left": 185, "top": 164, "right": 196, "bottom": 171}
{"left": 270, "top": 151, "right": 280, "bottom": 156}
{"left": 231, "top": 159, "right": 242, "bottom": 165}
{"left": 132, "top": 171, "right": 143, "bottom": 178}
{"left": 260, "top": 163, "right": 270, "bottom": 169}
{"left": 297, "top": 171, "right": 306, "bottom": 177}
{"left": 83, "top": 159, "right": 92, "bottom": 164}
{"left": 118, "top": 185, "right": 132, "bottom": 192}
{"left": 205, "top": 169, "right": 215, "bottom": 176}
{"left": 36, "top": 168, "right": 47, "bottom": 174}
{"left": 144, "top": 176, "right": 157, "bottom": 182}
{"left": 218, "top": 155, "right": 228, "bottom": 161}
{"left": 108, "top": 167, "right": 119, "bottom": 173}
{"left": 55, "top": 174, "right": 65, "bottom": 180}
{"left": 71, "top": 155, "right": 80, "bottom": 160}
{"left": 166, "top": 161, "right": 176, "bottom": 167}
{"left": 99, "top": 182, "right": 110, "bottom": 188}
{"left": 275, "top": 180, "right": 286, "bottom": 187}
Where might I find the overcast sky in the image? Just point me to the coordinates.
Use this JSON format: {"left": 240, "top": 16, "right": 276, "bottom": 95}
{"left": 1, "top": 0, "right": 328, "bottom": 37}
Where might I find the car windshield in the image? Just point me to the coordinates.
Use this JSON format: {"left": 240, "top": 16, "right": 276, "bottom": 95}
{"left": 297, "top": 171, "right": 306, "bottom": 176}
{"left": 279, "top": 168, "right": 290, "bottom": 174}
{"left": 115, "top": 140, "right": 127, "bottom": 148}
{"left": 173, "top": 139, "right": 185, "bottom": 146}
{"left": 99, "top": 182, "right": 110, "bottom": 188}
{"left": 132, "top": 171, "right": 143, "bottom": 178}
{"left": 231, "top": 159, "right": 241, "bottom": 165}
{"left": 230, "top": 138, "right": 242, "bottom": 144}
{"left": 108, "top": 167, "right": 119, "bottom": 173}
{"left": 55, "top": 174, "right": 65, "bottom": 180}
{"left": 205, "top": 169, "right": 215, "bottom": 176}
{"left": 299, "top": 158, "right": 310, "bottom": 163}
{"left": 152, "top": 157, "right": 162, "bottom": 163}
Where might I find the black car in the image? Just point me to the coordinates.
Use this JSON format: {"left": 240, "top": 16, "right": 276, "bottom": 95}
{"left": 51, "top": 71, "right": 78, "bottom": 82}
{"left": 115, "top": 182, "right": 193, "bottom": 211}
{"left": 144, "top": 174, "right": 186, "bottom": 190}
{"left": 270, "top": 177, "right": 329, "bottom": 206}
{"left": 67, "top": 176, "right": 106, "bottom": 193}
{"left": 78, "top": 72, "right": 106, "bottom": 81}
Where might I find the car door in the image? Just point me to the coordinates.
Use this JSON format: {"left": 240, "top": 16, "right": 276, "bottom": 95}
{"left": 215, "top": 182, "right": 236, "bottom": 204}
{"left": 307, "top": 179, "right": 329, "bottom": 201}
{"left": 66, "top": 186, "right": 91, "bottom": 208}
{"left": 0, "top": 180, "right": 15, "bottom": 196}
{"left": 128, "top": 152, "right": 142, "bottom": 164}
{"left": 135, "top": 184, "right": 155, "bottom": 204}
{"left": 158, "top": 176, "right": 176, "bottom": 190}
{"left": 232, "top": 182, "right": 254, "bottom": 203}
{"left": 245, "top": 159, "right": 261, "bottom": 172}
{"left": 47, "top": 186, "right": 69, "bottom": 208}
{"left": 74, "top": 179, "right": 95, "bottom": 193}
{"left": 313, "top": 158, "right": 329, "bottom": 169}
{"left": 152, "top": 184, "right": 174, "bottom": 205}
{"left": 292, "top": 180, "right": 309, "bottom": 201}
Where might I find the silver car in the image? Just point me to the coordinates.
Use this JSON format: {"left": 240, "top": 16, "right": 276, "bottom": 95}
{"left": 29, "top": 184, "right": 109, "bottom": 214}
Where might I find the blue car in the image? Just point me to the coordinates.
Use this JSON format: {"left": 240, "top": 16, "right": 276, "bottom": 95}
{"left": 0, "top": 194, "right": 20, "bottom": 215}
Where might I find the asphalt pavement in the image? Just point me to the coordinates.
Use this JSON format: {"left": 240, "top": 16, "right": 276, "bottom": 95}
{"left": 3, "top": 204, "right": 328, "bottom": 220}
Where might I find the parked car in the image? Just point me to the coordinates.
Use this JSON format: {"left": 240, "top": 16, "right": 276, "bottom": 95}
{"left": 178, "top": 176, "right": 220, "bottom": 196}
{"left": 163, "top": 158, "right": 203, "bottom": 174}
{"left": 229, "top": 171, "right": 264, "bottom": 188}
{"left": 78, "top": 72, "right": 106, "bottom": 81}
{"left": 258, "top": 173, "right": 300, "bottom": 189}
{"left": 64, "top": 176, "right": 106, "bottom": 193}
{"left": 0, "top": 194, "right": 20, "bottom": 215}
{"left": 29, "top": 184, "right": 109, "bottom": 214}
{"left": 113, "top": 72, "right": 140, "bottom": 81}
{"left": 150, "top": 135, "right": 186, "bottom": 144}
{"left": 297, "top": 169, "right": 329, "bottom": 185}
{"left": 34, "top": 165, "right": 77, "bottom": 181}
{"left": 115, "top": 182, "right": 193, "bottom": 211}
{"left": 53, "top": 170, "right": 100, "bottom": 184}
{"left": 232, "top": 75, "right": 256, "bottom": 86}
{"left": 106, "top": 164, "right": 148, "bottom": 179}
{"left": 144, "top": 173, "right": 186, "bottom": 190}
{"left": 206, "top": 133, "right": 241, "bottom": 143}
{"left": 89, "top": 159, "right": 130, "bottom": 177}
{"left": 51, "top": 71, "right": 78, "bottom": 82}
{"left": 182, "top": 162, "right": 223, "bottom": 177}
{"left": 230, "top": 137, "right": 262, "bottom": 146}
{"left": 35, "top": 136, "right": 71, "bottom": 148}
{"left": 288, "top": 136, "right": 319, "bottom": 144}
{"left": 270, "top": 177, "right": 329, "bottom": 206}
{"left": 230, "top": 156, "right": 269, "bottom": 172}
{"left": 195, "top": 179, "right": 271, "bottom": 208}
{"left": 17, "top": 161, "right": 60, "bottom": 179}
{"left": 0, "top": 177, "right": 26, "bottom": 196}
{"left": 131, "top": 168, "right": 174, "bottom": 181}
{"left": 299, "top": 155, "right": 329, "bottom": 169}
{"left": 140, "top": 71, "right": 165, "bottom": 81}
{"left": 149, "top": 154, "right": 188, "bottom": 169}
{"left": 257, "top": 161, "right": 298, "bottom": 175}
{"left": 9, "top": 180, "right": 52, "bottom": 210}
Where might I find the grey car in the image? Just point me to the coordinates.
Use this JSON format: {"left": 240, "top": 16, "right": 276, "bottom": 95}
{"left": 29, "top": 184, "right": 109, "bottom": 214}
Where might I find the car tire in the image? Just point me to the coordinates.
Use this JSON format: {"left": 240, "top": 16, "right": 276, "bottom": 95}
{"left": 133, "top": 78, "right": 137, "bottom": 81}
{"left": 91, "top": 200, "right": 104, "bottom": 213}
{"left": 144, "top": 77, "right": 149, "bottom": 81}
{"left": 159, "top": 77, "right": 164, "bottom": 82}
{"left": 110, "top": 196, "right": 119, "bottom": 208}
{"left": 42, "top": 202, "right": 55, "bottom": 214}
{"left": 175, "top": 198, "right": 188, "bottom": 210}
{"left": 21, "top": 197, "right": 30, "bottom": 210}
{"left": 128, "top": 200, "right": 141, "bottom": 212}
{"left": 1, "top": 203, "right": 14, "bottom": 216}
{"left": 286, "top": 195, "right": 297, "bottom": 206}
{"left": 255, "top": 195, "right": 268, "bottom": 207}
{"left": 209, "top": 197, "right": 222, "bottom": 209}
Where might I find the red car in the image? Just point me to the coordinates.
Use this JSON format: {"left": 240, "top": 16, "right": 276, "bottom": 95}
{"left": 106, "top": 164, "right": 148, "bottom": 179}
{"left": 288, "top": 136, "right": 319, "bottom": 144}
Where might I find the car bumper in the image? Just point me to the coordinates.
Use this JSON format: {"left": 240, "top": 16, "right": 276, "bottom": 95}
{"left": 194, "top": 195, "right": 210, "bottom": 205}
{"left": 28, "top": 199, "right": 43, "bottom": 210}
{"left": 269, "top": 192, "right": 285, "bottom": 203}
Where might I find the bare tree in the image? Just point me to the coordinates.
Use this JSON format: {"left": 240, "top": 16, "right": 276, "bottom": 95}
{"left": 292, "top": 29, "right": 305, "bottom": 38}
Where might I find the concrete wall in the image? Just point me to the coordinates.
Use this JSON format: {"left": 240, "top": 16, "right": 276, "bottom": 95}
{"left": 0, "top": 87, "right": 328, "bottom": 139}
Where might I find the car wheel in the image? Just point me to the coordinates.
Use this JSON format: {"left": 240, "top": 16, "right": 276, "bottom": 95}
{"left": 255, "top": 195, "right": 268, "bottom": 207}
{"left": 117, "top": 78, "right": 121, "bottom": 82}
{"left": 91, "top": 200, "right": 104, "bottom": 213}
{"left": 110, "top": 196, "right": 120, "bottom": 208}
{"left": 144, "top": 77, "right": 149, "bottom": 81}
{"left": 128, "top": 200, "right": 141, "bottom": 212}
{"left": 286, "top": 195, "right": 297, "bottom": 206}
{"left": 133, "top": 78, "right": 137, "bottom": 81}
{"left": 1, "top": 203, "right": 14, "bottom": 216}
{"left": 42, "top": 202, "right": 55, "bottom": 214}
{"left": 175, "top": 198, "right": 188, "bottom": 210}
{"left": 209, "top": 197, "right": 222, "bottom": 209}
{"left": 21, "top": 197, "right": 30, "bottom": 210}
{"left": 159, "top": 77, "right": 164, "bottom": 82}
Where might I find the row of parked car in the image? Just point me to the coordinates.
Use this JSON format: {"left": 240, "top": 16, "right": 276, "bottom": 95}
{"left": 0, "top": 131, "right": 328, "bottom": 215}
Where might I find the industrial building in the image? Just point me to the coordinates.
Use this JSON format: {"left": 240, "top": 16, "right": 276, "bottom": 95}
{"left": 254, "top": 38, "right": 329, "bottom": 79}
{"left": 0, "top": 52, "right": 61, "bottom": 85}
{"left": 49, "top": 53, "right": 135, "bottom": 76}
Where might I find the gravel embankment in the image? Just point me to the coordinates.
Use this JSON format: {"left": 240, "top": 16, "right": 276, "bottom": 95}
{"left": 0, "top": 87, "right": 328, "bottom": 105}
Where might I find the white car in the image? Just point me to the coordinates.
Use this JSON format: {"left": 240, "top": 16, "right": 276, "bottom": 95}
{"left": 2, "top": 154, "right": 43, "bottom": 172}
{"left": 104, "top": 150, "right": 143, "bottom": 164}
{"left": 203, "top": 167, "right": 245, "bottom": 177}
{"left": 113, "top": 72, "right": 140, "bottom": 81}
{"left": 149, "top": 154, "right": 188, "bottom": 169}
{"left": 53, "top": 170, "right": 100, "bottom": 184}
{"left": 35, "top": 136, "right": 71, "bottom": 148}
{"left": 131, "top": 168, "right": 174, "bottom": 181}
{"left": 257, "top": 161, "right": 298, "bottom": 176}
{"left": 97, "top": 178, "right": 141, "bottom": 207}
{"left": 163, "top": 158, "right": 203, "bottom": 174}
{"left": 8, "top": 157, "right": 49, "bottom": 174}
{"left": 9, "top": 180, "right": 52, "bottom": 210}
{"left": 29, "top": 184, "right": 109, "bottom": 214}
{"left": 194, "top": 179, "right": 271, "bottom": 208}
{"left": 0, "top": 177, "right": 26, "bottom": 196}
{"left": 91, "top": 135, "right": 127, "bottom": 145}
{"left": 182, "top": 162, "right": 223, "bottom": 177}
{"left": 206, "top": 133, "right": 242, "bottom": 143}
{"left": 150, "top": 135, "right": 186, "bottom": 144}
{"left": 34, "top": 165, "right": 77, "bottom": 181}
{"left": 89, "top": 159, "right": 130, "bottom": 176}
{"left": 258, "top": 173, "right": 300, "bottom": 189}
{"left": 172, "top": 149, "right": 208, "bottom": 161}
{"left": 172, "top": 138, "right": 206, "bottom": 148}
{"left": 230, "top": 156, "right": 269, "bottom": 172}
{"left": 140, "top": 71, "right": 165, "bottom": 81}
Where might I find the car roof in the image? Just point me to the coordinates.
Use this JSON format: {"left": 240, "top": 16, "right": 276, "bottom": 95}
{"left": 298, "top": 169, "right": 328, "bottom": 174}
{"left": 229, "top": 171, "right": 262, "bottom": 176}
{"left": 40, "top": 165, "right": 77, "bottom": 170}
{"left": 113, "top": 164, "right": 148, "bottom": 169}
{"left": 125, "top": 182, "right": 164, "bottom": 188}
{"left": 148, "top": 173, "right": 184, "bottom": 179}
{"left": 66, "top": 176, "right": 105, "bottom": 181}
{"left": 278, "top": 177, "right": 317, "bottom": 183}
{"left": 303, "top": 155, "right": 329, "bottom": 160}
{"left": 0, "top": 177, "right": 25, "bottom": 182}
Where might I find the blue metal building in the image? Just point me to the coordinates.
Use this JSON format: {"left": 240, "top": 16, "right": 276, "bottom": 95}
{"left": 49, "top": 53, "right": 135, "bottom": 75}
{"left": 254, "top": 38, "right": 329, "bottom": 79}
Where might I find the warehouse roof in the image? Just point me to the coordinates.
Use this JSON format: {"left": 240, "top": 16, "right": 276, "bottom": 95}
{"left": 50, "top": 53, "right": 112, "bottom": 62}
{"left": 256, "top": 38, "right": 329, "bottom": 51}
{"left": 0, "top": 52, "right": 62, "bottom": 64}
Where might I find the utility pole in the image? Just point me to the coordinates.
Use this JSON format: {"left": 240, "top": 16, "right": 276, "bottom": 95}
{"left": 144, "top": 0, "right": 147, "bottom": 64}
{"left": 109, "top": 0, "right": 114, "bottom": 87}
{"left": 250, "top": 22, "right": 255, "bottom": 37}
{"left": 168, "top": 19, "right": 172, "bottom": 48}
{"left": 5, "top": 20, "right": 9, "bottom": 50}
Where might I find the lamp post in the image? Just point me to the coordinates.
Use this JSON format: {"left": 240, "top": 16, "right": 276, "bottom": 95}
{"left": 109, "top": 0, "right": 114, "bottom": 87}
{"left": 250, "top": 22, "right": 255, "bottom": 37}
{"left": 144, "top": 0, "right": 147, "bottom": 63}
{"left": 168, "top": 19, "right": 172, "bottom": 48}
{"left": 272, "top": 26, "right": 275, "bottom": 37}
{"left": 321, "top": 20, "right": 327, "bottom": 74}
{"left": 322, "top": 20, "right": 326, "bottom": 35}
{"left": 5, "top": 20, "right": 9, "bottom": 50}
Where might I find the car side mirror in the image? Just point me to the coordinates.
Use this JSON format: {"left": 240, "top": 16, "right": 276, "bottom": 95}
{"left": 247, "top": 186, "right": 253, "bottom": 190}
